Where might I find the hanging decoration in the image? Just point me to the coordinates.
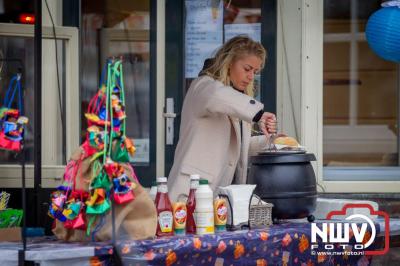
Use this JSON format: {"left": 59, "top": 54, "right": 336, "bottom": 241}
{"left": 365, "top": 1, "right": 400, "bottom": 63}
{"left": 48, "top": 59, "right": 139, "bottom": 239}
{"left": 0, "top": 73, "right": 29, "bottom": 152}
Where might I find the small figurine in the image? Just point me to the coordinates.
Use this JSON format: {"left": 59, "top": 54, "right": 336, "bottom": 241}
{"left": 48, "top": 190, "right": 67, "bottom": 222}
{"left": 113, "top": 173, "right": 136, "bottom": 194}
{"left": 87, "top": 126, "right": 105, "bottom": 150}
{"left": 104, "top": 159, "right": 125, "bottom": 178}
{"left": 111, "top": 94, "right": 126, "bottom": 121}
{"left": 86, "top": 188, "right": 106, "bottom": 206}
{"left": 62, "top": 198, "right": 82, "bottom": 220}
{"left": 123, "top": 137, "right": 136, "bottom": 156}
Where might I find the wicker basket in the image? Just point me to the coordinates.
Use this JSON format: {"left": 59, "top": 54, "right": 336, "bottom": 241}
{"left": 248, "top": 194, "right": 273, "bottom": 228}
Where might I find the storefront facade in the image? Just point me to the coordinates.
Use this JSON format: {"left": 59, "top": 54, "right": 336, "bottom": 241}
{"left": 0, "top": 0, "right": 399, "bottom": 196}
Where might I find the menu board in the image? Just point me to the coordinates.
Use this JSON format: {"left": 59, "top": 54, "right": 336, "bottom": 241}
{"left": 185, "top": 0, "right": 223, "bottom": 78}
{"left": 224, "top": 23, "right": 261, "bottom": 43}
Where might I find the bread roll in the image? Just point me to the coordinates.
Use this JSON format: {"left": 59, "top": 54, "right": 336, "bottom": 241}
{"left": 273, "top": 136, "right": 299, "bottom": 147}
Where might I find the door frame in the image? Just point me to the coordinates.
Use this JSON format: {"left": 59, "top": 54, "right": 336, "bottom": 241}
{"left": 164, "top": 0, "right": 185, "bottom": 177}
{"left": 82, "top": 0, "right": 158, "bottom": 187}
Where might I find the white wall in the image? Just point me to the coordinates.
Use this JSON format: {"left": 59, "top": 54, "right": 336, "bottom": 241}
{"left": 157, "top": 0, "right": 166, "bottom": 177}
{"left": 277, "top": 0, "right": 302, "bottom": 142}
{"left": 42, "top": 0, "right": 70, "bottom": 165}
{"left": 42, "top": 0, "right": 63, "bottom": 27}
{"left": 277, "top": 0, "right": 323, "bottom": 190}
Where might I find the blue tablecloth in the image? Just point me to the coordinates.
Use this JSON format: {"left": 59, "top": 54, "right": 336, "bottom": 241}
{"left": 0, "top": 236, "right": 114, "bottom": 266}
{"left": 2, "top": 218, "right": 394, "bottom": 265}
{"left": 116, "top": 222, "right": 374, "bottom": 266}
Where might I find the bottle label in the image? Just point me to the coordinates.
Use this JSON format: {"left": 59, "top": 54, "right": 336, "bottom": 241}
{"left": 158, "top": 211, "right": 173, "bottom": 233}
{"left": 174, "top": 208, "right": 187, "bottom": 221}
{"left": 157, "top": 184, "right": 168, "bottom": 193}
{"left": 174, "top": 206, "right": 187, "bottom": 228}
{"left": 190, "top": 181, "right": 199, "bottom": 189}
{"left": 195, "top": 211, "right": 214, "bottom": 234}
{"left": 216, "top": 204, "right": 228, "bottom": 223}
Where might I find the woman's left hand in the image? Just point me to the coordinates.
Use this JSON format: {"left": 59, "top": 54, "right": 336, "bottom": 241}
{"left": 258, "top": 112, "right": 277, "bottom": 137}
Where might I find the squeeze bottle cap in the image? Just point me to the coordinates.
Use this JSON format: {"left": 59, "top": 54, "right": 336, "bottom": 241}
{"left": 190, "top": 174, "right": 200, "bottom": 180}
{"left": 199, "top": 179, "right": 209, "bottom": 185}
{"left": 157, "top": 177, "right": 167, "bottom": 183}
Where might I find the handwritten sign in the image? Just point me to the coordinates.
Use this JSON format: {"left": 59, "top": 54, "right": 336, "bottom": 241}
{"left": 224, "top": 23, "right": 261, "bottom": 43}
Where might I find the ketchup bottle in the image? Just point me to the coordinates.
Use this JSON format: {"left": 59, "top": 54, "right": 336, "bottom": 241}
{"left": 155, "top": 177, "right": 174, "bottom": 237}
{"left": 186, "top": 174, "right": 200, "bottom": 234}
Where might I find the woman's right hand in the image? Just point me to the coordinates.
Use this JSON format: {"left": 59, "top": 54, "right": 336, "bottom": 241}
{"left": 258, "top": 112, "right": 277, "bottom": 138}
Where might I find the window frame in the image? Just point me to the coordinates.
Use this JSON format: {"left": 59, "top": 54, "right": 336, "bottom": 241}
{"left": 0, "top": 23, "right": 79, "bottom": 188}
{"left": 322, "top": 25, "right": 400, "bottom": 182}
{"left": 301, "top": 0, "right": 400, "bottom": 192}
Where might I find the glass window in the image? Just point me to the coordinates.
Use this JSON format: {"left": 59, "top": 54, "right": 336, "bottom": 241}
{"left": 0, "top": 37, "right": 34, "bottom": 163}
{"left": 323, "top": 0, "right": 399, "bottom": 167}
{"left": 0, "top": 0, "right": 34, "bottom": 24}
{"left": 81, "top": 0, "right": 151, "bottom": 164}
{"left": 184, "top": 0, "right": 262, "bottom": 98}
{"left": 0, "top": 36, "right": 66, "bottom": 165}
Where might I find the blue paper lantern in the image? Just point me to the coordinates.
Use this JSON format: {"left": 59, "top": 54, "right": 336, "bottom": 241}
{"left": 366, "top": 4, "right": 400, "bottom": 63}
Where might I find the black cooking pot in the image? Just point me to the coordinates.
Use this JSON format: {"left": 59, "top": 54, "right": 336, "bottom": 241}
{"left": 247, "top": 152, "right": 317, "bottom": 221}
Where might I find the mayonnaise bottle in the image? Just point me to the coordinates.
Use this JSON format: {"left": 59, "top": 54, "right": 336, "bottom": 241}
{"left": 195, "top": 179, "right": 214, "bottom": 235}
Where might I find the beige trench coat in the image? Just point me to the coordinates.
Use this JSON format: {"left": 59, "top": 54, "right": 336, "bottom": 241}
{"left": 168, "top": 76, "right": 269, "bottom": 201}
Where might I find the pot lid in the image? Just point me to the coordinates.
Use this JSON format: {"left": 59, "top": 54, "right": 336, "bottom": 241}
{"left": 251, "top": 153, "right": 316, "bottom": 164}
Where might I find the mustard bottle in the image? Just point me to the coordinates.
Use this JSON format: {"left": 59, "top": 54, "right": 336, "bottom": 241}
{"left": 172, "top": 202, "right": 187, "bottom": 235}
{"left": 214, "top": 197, "right": 227, "bottom": 232}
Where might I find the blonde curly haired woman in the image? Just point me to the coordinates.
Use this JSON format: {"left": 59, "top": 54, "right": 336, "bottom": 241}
{"left": 168, "top": 35, "right": 277, "bottom": 201}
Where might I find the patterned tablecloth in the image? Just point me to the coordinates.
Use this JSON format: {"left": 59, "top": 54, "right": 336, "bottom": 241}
{"left": 116, "top": 222, "right": 375, "bottom": 266}
{"left": 0, "top": 219, "right": 391, "bottom": 265}
{"left": 0, "top": 236, "right": 114, "bottom": 266}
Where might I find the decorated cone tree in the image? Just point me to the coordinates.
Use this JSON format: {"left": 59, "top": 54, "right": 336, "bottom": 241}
{"left": 48, "top": 59, "right": 156, "bottom": 241}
